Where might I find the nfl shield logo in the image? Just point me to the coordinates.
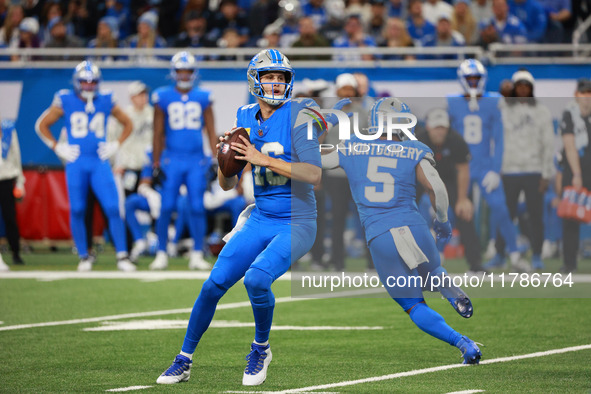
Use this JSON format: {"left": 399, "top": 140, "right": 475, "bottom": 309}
{"left": 221, "top": 143, "right": 229, "bottom": 154}
{"left": 258, "top": 129, "right": 263, "bottom": 136}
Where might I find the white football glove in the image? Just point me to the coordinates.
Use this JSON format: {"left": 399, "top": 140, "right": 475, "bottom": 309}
{"left": 481, "top": 171, "right": 501, "bottom": 193}
{"left": 98, "top": 141, "right": 120, "bottom": 161}
{"left": 138, "top": 183, "right": 161, "bottom": 219}
{"left": 54, "top": 142, "right": 80, "bottom": 163}
{"left": 222, "top": 203, "right": 255, "bottom": 243}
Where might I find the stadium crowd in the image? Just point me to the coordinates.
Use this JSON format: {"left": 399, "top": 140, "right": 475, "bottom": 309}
{"left": 0, "top": 0, "right": 588, "bottom": 61}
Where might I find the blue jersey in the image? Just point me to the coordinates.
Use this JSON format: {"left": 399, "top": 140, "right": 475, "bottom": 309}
{"left": 508, "top": 0, "right": 547, "bottom": 42}
{"left": 447, "top": 92, "right": 503, "bottom": 178}
{"left": 140, "top": 151, "right": 153, "bottom": 180}
{"left": 337, "top": 137, "right": 434, "bottom": 243}
{"left": 478, "top": 15, "right": 528, "bottom": 44}
{"left": 1, "top": 119, "right": 15, "bottom": 159}
{"left": 235, "top": 98, "right": 321, "bottom": 222}
{"left": 406, "top": 19, "right": 436, "bottom": 42}
{"left": 52, "top": 89, "right": 114, "bottom": 156}
{"left": 302, "top": 3, "right": 328, "bottom": 28}
{"left": 152, "top": 85, "right": 212, "bottom": 156}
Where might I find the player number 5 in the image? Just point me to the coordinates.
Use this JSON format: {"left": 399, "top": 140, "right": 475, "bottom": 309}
{"left": 364, "top": 157, "right": 397, "bottom": 202}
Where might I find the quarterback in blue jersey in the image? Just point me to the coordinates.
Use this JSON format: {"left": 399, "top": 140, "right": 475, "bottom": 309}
{"left": 447, "top": 59, "right": 530, "bottom": 272}
{"left": 321, "top": 97, "right": 482, "bottom": 365}
{"left": 149, "top": 51, "right": 218, "bottom": 271}
{"left": 156, "top": 49, "right": 335, "bottom": 386}
{"left": 36, "top": 61, "right": 136, "bottom": 272}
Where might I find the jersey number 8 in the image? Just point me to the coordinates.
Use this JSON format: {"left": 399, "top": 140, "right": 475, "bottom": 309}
{"left": 70, "top": 112, "right": 105, "bottom": 138}
{"left": 463, "top": 115, "right": 482, "bottom": 145}
{"left": 168, "top": 102, "right": 202, "bottom": 130}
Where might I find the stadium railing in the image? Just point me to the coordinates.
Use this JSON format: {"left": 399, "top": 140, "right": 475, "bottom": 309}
{"left": 1, "top": 44, "right": 589, "bottom": 68}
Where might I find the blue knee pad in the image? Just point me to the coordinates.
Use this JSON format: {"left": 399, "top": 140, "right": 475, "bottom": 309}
{"left": 244, "top": 267, "right": 274, "bottom": 308}
{"left": 103, "top": 203, "right": 120, "bottom": 219}
{"left": 200, "top": 277, "right": 227, "bottom": 302}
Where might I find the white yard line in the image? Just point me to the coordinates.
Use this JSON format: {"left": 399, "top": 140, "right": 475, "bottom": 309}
{"left": 82, "top": 319, "right": 384, "bottom": 332}
{"left": 0, "top": 271, "right": 289, "bottom": 281}
{"left": 3, "top": 271, "right": 591, "bottom": 284}
{"left": 224, "top": 392, "right": 340, "bottom": 394}
{"left": 0, "top": 288, "right": 383, "bottom": 332}
{"left": 445, "top": 391, "right": 484, "bottom": 394}
{"left": 105, "top": 386, "right": 152, "bottom": 392}
{"left": 224, "top": 344, "right": 591, "bottom": 394}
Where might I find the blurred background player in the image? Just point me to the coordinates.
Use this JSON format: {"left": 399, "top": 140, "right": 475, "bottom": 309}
{"left": 558, "top": 78, "right": 591, "bottom": 273}
{"left": 321, "top": 97, "right": 482, "bottom": 364}
{"left": 0, "top": 117, "right": 26, "bottom": 269}
{"left": 125, "top": 150, "right": 160, "bottom": 262}
{"left": 417, "top": 108, "right": 484, "bottom": 273}
{"left": 108, "top": 81, "right": 154, "bottom": 252}
{"left": 322, "top": 73, "right": 370, "bottom": 272}
{"left": 109, "top": 81, "right": 153, "bottom": 198}
{"left": 448, "top": 59, "right": 530, "bottom": 272}
{"left": 35, "top": 61, "right": 135, "bottom": 272}
{"left": 150, "top": 51, "right": 217, "bottom": 270}
{"left": 492, "top": 69, "right": 554, "bottom": 270}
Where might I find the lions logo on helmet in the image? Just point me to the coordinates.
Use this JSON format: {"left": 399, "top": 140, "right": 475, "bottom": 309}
{"left": 73, "top": 60, "right": 101, "bottom": 100}
{"left": 247, "top": 49, "right": 294, "bottom": 106}
{"left": 171, "top": 51, "right": 198, "bottom": 90}
{"left": 457, "top": 59, "right": 487, "bottom": 97}
{"left": 368, "top": 97, "right": 416, "bottom": 141}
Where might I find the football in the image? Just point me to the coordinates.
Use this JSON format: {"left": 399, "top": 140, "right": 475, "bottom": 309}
{"left": 218, "top": 127, "right": 250, "bottom": 177}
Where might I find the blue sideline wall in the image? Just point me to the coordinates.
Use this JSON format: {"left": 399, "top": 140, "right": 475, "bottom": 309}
{"left": 1, "top": 64, "right": 589, "bottom": 166}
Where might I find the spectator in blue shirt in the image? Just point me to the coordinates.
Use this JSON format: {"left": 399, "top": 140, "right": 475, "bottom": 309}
{"left": 103, "top": 0, "right": 132, "bottom": 40}
{"left": 333, "top": 14, "right": 377, "bottom": 60}
{"left": 538, "top": 0, "right": 572, "bottom": 43}
{"left": 508, "top": 0, "right": 547, "bottom": 42}
{"left": 477, "top": 0, "right": 527, "bottom": 48}
{"left": 302, "top": 0, "right": 328, "bottom": 29}
{"left": 406, "top": 0, "right": 436, "bottom": 43}
{"left": 421, "top": 13, "right": 465, "bottom": 59}
{"left": 387, "top": 0, "right": 407, "bottom": 18}
{"left": 207, "top": 0, "right": 250, "bottom": 47}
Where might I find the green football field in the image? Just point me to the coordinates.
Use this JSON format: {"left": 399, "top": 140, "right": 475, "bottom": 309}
{"left": 1, "top": 252, "right": 591, "bottom": 393}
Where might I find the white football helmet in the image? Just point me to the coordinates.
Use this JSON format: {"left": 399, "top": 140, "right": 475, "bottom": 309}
{"left": 457, "top": 59, "right": 487, "bottom": 97}
{"left": 73, "top": 61, "right": 101, "bottom": 100}
{"left": 171, "top": 51, "right": 198, "bottom": 90}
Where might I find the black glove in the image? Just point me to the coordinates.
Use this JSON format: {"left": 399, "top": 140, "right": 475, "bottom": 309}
{"left": 152, "top": 166, "right": 166, "bottom": 187}
{"left": 206, "top": 162, "right": 219, "bottom": 184}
